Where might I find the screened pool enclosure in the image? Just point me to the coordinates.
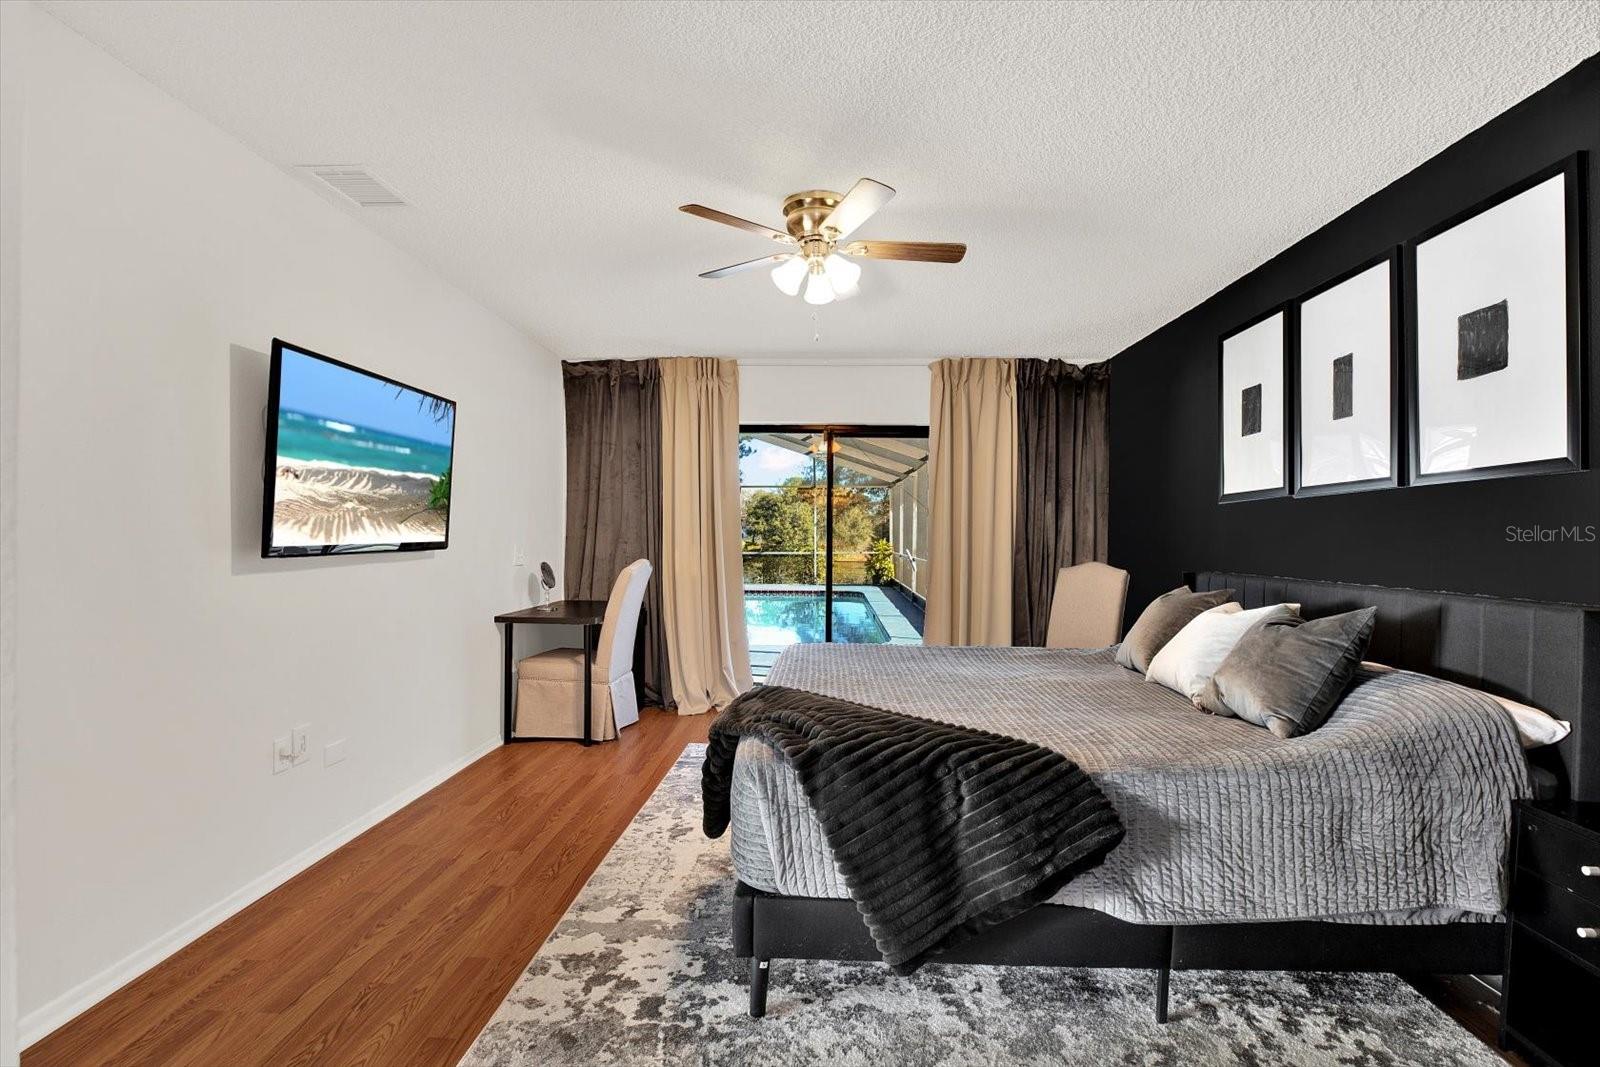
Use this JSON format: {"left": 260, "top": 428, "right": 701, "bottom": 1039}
{"left": 739, "top": 427, "right": 927, "bottom": 682}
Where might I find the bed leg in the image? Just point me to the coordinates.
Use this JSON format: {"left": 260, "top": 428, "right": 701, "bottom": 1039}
{"left": 1154, "top": 965, "right": 1170, "bottom": 1024}
{"left": 749, "top": 958, "right": 770, "bottom": 1018}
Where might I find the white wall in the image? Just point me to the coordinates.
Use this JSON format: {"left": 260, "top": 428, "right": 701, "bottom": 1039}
{"left": 738, "top": 360, "right": 930, "bottom": 426}
{"left": 14, "top": 10, "right": 565, "bottom": 1042}
{"left": 0, "top": 3, "right": 25, "bottom": 1062}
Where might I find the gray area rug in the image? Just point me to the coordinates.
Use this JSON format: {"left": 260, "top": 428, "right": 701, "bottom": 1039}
{"left": 462, "top": 744, "right": 1504, "bottom": 1066}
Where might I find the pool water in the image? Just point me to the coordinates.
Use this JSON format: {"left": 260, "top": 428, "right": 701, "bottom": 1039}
{"left": 745, "top": 590, "right": 889, "bottom": 647}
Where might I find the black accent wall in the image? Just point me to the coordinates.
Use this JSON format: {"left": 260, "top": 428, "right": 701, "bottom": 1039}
{"left": 1109, "top": 55, "right": 1600, "bottom": 618}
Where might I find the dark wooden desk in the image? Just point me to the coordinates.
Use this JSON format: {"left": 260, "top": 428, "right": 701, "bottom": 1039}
{"left": 495, "top": 601, "right": 608, "bottom": 746}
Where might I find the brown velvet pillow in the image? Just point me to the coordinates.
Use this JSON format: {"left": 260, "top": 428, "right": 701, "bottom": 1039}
{"left": 1113, "top": 586, "right": 1235, "bottom": 674}
{"left": 1195, "top": 607, "right": 1378, "bottom": 738}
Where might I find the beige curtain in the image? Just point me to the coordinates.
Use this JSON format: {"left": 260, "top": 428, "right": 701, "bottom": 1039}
{"left": 924, "top": 358, "right": 1018, "bottom": 646}
{"left": 660, "top": 357, "right": 752, "bottom": 714}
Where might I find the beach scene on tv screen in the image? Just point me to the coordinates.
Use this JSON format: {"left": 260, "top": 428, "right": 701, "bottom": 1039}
{"left": 270, "top": 348, "right": 454, "bottom": 551}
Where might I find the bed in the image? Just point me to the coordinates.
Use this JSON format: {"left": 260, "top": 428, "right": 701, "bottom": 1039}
{"left": 725, "top": 571, "right": 1600, "bottom": 1019}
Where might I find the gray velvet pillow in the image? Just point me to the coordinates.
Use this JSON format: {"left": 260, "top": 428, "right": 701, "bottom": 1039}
{"left": 1114, "top": 586, "right": 1235, "bottom": 674}
{"left": 1195, "top": 607, "right": 1377, "bottom": 738}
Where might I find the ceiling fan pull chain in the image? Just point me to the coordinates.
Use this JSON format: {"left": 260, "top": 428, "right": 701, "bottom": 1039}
{"left": 812, "top": 310, "right": 820, "bottom": 343}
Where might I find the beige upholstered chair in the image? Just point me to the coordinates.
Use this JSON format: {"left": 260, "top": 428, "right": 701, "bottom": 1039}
{"left": 516, "top": 559, "right": 652, "bottom": 741}
{"left": 1044, "top": 562, "right": 1131, "bottom": 649}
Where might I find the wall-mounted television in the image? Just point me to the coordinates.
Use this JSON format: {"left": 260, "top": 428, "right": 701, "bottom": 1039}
{"left": 261, "top": 339, "right": 456, "bottom": 557}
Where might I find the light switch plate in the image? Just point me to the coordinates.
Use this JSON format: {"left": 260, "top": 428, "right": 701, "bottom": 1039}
{"left": 324, "top": 738, "right": 347, "bottom": 767}
{"left": 273, "top": 735, "right": 292, "bottom": 775}
{"left": 291, "top": 724, "right": 310, "bottom": 767}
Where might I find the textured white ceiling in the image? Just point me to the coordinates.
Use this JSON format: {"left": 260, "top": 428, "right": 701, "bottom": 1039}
{"left": 40, "top": 0, "right": 1600, "bottom": 362}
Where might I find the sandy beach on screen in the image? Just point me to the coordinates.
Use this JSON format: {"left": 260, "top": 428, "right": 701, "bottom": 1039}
{"left": 272, "top": 460, "right": 446, "bottom": 547}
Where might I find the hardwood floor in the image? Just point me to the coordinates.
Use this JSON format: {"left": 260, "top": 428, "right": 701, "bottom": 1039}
{"left": 22, "top": 709, "right": 711, "bottom": 1067}
{"left": 24, "top": 706, "right": 1514, "bottom": 1066}
{"left": 1405, "top": 974, "right": 1528, "bottom": 1067}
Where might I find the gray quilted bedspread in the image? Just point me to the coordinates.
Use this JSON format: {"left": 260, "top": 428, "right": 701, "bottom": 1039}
{"left": 731, "top": 644, "right": 1531, "bottom": 925}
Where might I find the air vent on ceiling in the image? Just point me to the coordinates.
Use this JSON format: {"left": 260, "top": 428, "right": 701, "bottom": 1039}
{"left": 296, "top": 165, "right": 405, "bottom": 207}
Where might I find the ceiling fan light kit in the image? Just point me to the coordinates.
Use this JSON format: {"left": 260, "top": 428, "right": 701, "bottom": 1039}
{"left": 771, "top": 255, "right": 807, "bottom": 296}
{"left": 823, "top": 253, "right": 861, "bottom": 298}
{"left": 680, "top": 177, "right": 966, "bottom": 306}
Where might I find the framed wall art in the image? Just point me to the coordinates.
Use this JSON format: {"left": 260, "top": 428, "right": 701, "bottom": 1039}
{"left": 1218, "top": 307, "right": 1290, "bottom": 503}
{"left": 1405, "top": 154, "right": 1585, "bottom": 485}
{"left": 1293, "top": 250, "right": 1401, "bottom": 496}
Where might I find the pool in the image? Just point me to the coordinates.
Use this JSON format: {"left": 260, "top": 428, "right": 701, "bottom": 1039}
{"left": 744, "top": 589, "right": 890, "bottom": 647}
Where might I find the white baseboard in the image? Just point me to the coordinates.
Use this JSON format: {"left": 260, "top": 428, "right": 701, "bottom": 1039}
{"left": 18, "top": 737, "right": 501, "bottom": 1050}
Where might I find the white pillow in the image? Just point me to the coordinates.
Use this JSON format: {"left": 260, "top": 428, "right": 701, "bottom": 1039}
{"left": 1146, "top": 603, "right": 1300, "bottom": 702}
{"left": 1359, "top": 662, "right": 1571, "bottom": 749}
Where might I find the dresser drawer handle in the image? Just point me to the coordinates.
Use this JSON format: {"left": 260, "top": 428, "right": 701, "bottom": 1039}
{"left": 1580, "top": 928, "right": 1600, "bottom": 939}
{"left": 1582, "top": 865, "right": 1600, "bottom": 877}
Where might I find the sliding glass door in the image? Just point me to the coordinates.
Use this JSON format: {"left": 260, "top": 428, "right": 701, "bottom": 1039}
{"left": 739, "top": 426, "right": 927, "bottom": 682}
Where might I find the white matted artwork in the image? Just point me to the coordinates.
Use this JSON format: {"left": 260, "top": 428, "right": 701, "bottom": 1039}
{"left": 1219, "top": 310, "right": 1286, "bottom": 501}
{"left": 1297, "top": 256, "right": 1396, "bottom": 493}
{"left": 1410, "top": 164, "right": 1579, "bottom": 481}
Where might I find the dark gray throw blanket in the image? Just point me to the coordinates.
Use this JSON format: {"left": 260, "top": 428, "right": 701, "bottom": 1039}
{"left": 702, "top": 684, "right": 1124, "bottom": 973}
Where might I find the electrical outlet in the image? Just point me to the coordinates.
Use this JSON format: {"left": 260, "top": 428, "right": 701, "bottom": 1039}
{"left": 324, "top": 739, "right": 347, "bottom": 767}
{"left": 273, "top": 735, "right": 293, "bottom": 775}
{"left": 291, "top": 724, "right": 311, "bottom": 767}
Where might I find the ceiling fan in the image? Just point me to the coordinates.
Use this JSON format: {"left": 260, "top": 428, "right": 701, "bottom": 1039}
{"left": 679, "top": 178, "right": 967, "bottom": 306}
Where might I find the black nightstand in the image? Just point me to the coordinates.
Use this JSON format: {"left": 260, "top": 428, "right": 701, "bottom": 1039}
{"left": 1502, "top": 800, "right": 1600, "bottom": 1067}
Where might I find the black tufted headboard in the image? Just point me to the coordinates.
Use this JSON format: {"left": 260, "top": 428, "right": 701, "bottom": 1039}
{"left": 1189, "top": 571, "right": 1600, "bottom": 803}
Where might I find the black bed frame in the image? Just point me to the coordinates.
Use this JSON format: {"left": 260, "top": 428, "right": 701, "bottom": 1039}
{"left": 733, "top": 571, "right": 1600, "bottom": 1021}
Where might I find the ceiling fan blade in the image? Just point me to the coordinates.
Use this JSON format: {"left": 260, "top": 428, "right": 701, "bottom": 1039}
{"left": 842, "top": 240, "right": 967, "bottom": 263}
{"left": 679, "top": 204, "right": 795, "bottom": 244}
{"left": 820, "top": 178, "right": 895, "bottom": 240}
{"left": 699, "top": 252, "right": 796, "bottom": 279}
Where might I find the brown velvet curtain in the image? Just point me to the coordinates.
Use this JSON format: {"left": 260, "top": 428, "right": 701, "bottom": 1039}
{"left": 562, "top": 359, "right": 670, "bottom": 707}
{"left": 1012, "top": 359, "right": 1111, "bottom": 647}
